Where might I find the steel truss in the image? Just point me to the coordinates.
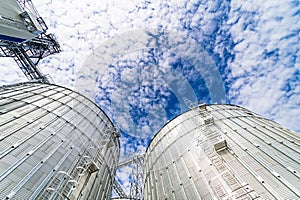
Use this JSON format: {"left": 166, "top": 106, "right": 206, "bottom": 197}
{"left": 0, "top": 0, "right": 61, "bottom": 83}
{"left": 129, "top": 155, "right": 144, "bottom": 200}
{"left": 113, "top": 154, "right": 145, "bottom": 200}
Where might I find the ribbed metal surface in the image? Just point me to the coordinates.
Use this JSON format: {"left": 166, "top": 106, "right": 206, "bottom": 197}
{"left": 144, "top": 104, "right": 300, "bottom": 199}
{"left": 0, "top": 82, "right": 120, "bottom": 200}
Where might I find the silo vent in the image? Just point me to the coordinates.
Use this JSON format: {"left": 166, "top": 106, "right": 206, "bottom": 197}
{"left": 214, "top": 140, "right": 227, "bottom": 152}
{"left": 204, "top": 116, "right": 214, "bottom": 125}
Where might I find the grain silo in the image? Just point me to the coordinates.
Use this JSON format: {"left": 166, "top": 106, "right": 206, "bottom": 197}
{"left": 143, "top": 104, "right": 300, "bottom": 199}
{"left": 0, "top": 82, "right": 120, "bottom": 199}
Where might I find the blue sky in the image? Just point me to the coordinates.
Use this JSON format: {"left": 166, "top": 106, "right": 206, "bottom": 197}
{"left": 0, "top": 0, "right": 299, "bottom": 194}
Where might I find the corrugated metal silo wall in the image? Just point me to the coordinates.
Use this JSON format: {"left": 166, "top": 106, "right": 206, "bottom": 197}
{"left": 143, "top": 104, "right": 300, "bottom": 199}
{"left": 0, "top": 82, "right": 120, "bottom": 199}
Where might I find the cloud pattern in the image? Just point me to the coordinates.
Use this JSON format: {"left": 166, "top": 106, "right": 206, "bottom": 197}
{"left": 0, "top": 0, "right": 299, "bottom": 195}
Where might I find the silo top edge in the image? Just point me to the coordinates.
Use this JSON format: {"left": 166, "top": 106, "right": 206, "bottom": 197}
{"left": 144, "top": 103, "right": 247, "bottom": 153}
{"left": 0, "top": 81, "right": 120, "bottom": 147}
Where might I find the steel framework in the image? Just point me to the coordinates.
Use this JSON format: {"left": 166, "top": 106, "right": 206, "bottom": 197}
{"left": 0, "top": 0, "right": 61, "bottom": 83}
{"left": 113, "top": 154, "right": 145, "bottom": 200}
{"left": 129, "top": 155, "right": 144, "bottom": 200}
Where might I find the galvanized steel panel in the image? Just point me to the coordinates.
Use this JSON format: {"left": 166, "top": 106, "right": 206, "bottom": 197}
{"left": 0, "top": 82, "right": 120, "bottom": 199}
{"left": 144, "top": 104, "right": 300, "bottom": 200}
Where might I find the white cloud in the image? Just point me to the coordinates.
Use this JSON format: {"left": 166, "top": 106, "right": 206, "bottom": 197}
{"left": 1, "top": 0, "right": 299, "bottom": 196}
{"left": 227, "top": 0, "right": 300, "bottom": 132}
{"left": 0, "top": 58, "right": 26, "bottom": 85}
